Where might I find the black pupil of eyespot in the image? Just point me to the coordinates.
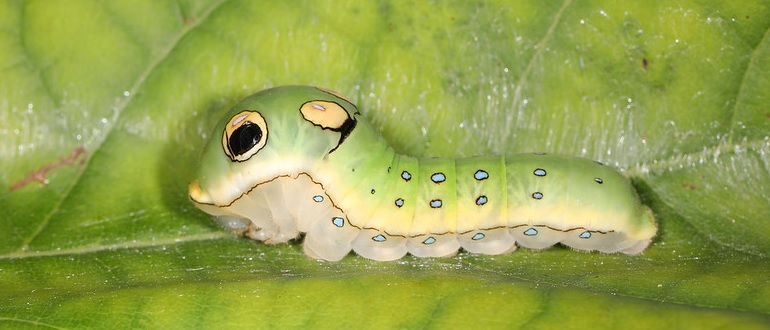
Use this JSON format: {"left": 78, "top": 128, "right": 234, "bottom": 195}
{"left": 229, "top": 122, "right": 262, "bottom": 156}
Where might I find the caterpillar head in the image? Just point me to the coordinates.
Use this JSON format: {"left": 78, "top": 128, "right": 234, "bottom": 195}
{"left": 189, "top": 86, "right": 358, "bottom": 206}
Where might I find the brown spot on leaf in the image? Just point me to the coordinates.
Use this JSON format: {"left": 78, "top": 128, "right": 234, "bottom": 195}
{"left": 10, "top": 146, "right": 86, "bottom": 191}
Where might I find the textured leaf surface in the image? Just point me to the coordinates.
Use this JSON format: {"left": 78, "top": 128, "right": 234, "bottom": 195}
{"left": 1, "top": 1, "right": 769, "bottom": 328}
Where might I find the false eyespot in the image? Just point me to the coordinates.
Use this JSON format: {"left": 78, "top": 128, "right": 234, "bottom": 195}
{"left": 189, "top": 86, "right": 657, "bottom": 261}
{"left": 221, "top": 110, "right": 268, "bottom": 162}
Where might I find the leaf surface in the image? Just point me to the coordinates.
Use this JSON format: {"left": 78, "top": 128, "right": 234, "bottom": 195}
{"left": 1, "top": 1, "right": 769, "bottom": 328}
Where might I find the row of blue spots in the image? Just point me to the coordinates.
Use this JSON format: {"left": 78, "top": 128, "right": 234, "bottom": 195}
{"left": 399, "top": 169, "right": 489, "bottom": 183}
{"left": 529, "top": 166, "right": 604, "bottom": 201}
{"left": 372, "top": 229, "right": 594, "bottom": 244}
{"left": 422, "top": 233, "right": 487, "bottom": 244}
{"left": 393, "top": 168, "right": 491, "bottom": 210}
{"left": 474, "top": 170, "right": 489, "bottom": 208}
{"left": 535, "top": 164, "right": 605, "bottom": 185}
{"left": 394, "top": 195, "right": 487, "bottom": 208}
{"left": 371, "top": 234, "right": 485, "bottom": 244}
{"left": 531, "top": 168, "right": 544, "bottom": 200}
{"left": 523, "top": 227, "right": 593, "bottom": 239}
{"left": 367, "top": 229, "right": 595, "bottom": 244}
{"left": 368, "top": 228, "right": 595, "bottom": 244}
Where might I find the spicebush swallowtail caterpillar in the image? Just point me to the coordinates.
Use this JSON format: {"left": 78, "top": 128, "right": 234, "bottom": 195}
{"left": 189, "top": 86, "right": 656, "bottom": 261}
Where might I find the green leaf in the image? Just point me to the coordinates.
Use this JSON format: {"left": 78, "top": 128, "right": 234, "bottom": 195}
{"left": 2, "top": 0, "right": 769, "bottom": 328}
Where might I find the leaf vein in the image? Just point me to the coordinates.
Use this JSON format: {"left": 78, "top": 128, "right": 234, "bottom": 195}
{"left": 14, "top": 0, "right": 231, "bottom": 252}
{"left": 726, "top": 25, "right": 770, "bottom": 144}
{"left": 507, "top": 0, "right": 572, "bottom": 134}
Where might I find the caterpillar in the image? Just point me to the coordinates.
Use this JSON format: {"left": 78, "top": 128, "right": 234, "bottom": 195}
{"left": 188, "top": 86, "right": 656, "bottom": 261}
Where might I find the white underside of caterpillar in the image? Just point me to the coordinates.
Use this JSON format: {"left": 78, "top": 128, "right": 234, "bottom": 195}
{"left": 191, "top": 173, "right": 651, "bottom": 262}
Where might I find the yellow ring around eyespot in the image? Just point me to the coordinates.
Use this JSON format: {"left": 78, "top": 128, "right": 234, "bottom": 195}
{"left": 222, "top": 110, "right": 268, "bottom": 162}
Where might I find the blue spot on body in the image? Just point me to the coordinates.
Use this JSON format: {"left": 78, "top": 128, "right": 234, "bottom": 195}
{"left": 430, "top": 199, "right": 443, "bottom": 208}
{"left": 476, "top": 195, "right": 488, "bottom": 205}
{"left": 532, "top": 192, "right": 543, "bottom": 200}
{"left": 401, "top": 171, "right": 412, "bottom": 181}
{"left": 395, "top": 198, "right": 404, "bottom": 207}
{"left": 533, "top": 168, "right": 546, "bottom": 177}
{"left": 524, "top": 228, "right": 538, "bottom": 236}
{"left": 431, "top": 172, "right": 446, "bottom": 183}
{"left": 594, "top": 177, "right": 603, "bottom": 184}
{"left": 332, "top": 217, "right": 344, "bottom": 228}
{"left": 422, "top": 237, "right": 436, "bottom": 245}
{"left": 372, "top": 234, "right": 387, "bottom": 242}
{"left": 313, "top": 195, "right": 323, "bottom": 202}
{"left": 474, "top": 170, "right": 489, "bottom": 181}
{"left": 471, "top": 233, "right": 485, "bottom": 240}
{"left": 579, "top": 231, "right": 592, "bottom": 239}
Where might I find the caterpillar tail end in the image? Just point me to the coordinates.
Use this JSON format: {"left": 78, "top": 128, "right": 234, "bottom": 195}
{"left": 620, "top": 206, "right": 657, "bottom": 255}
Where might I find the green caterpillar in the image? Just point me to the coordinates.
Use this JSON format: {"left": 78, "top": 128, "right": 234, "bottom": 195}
{"left": 189, "top": 86, "right": 656, "bottom": 261}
